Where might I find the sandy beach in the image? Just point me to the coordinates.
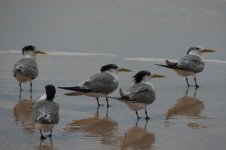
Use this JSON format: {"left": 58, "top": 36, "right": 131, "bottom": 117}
{"left": 0, "top": 52, "right": 226, "bottom": 150}
{"left": 1, "top": 0, "right": 226, "bottom": 149}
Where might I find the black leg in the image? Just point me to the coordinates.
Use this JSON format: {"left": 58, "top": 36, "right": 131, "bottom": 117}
{"left": 40, "top": 130, "right": 46, "bottom": 139}
{"left": 96, "top": 97, "right": 100, "bottom": 106}
{"left": 194, "top": 77, "right": 199, "bottom": 88}
{"left": 30, "top": 81, "right": 32, "bottom": 91}
{"left": 186, "top": 77, "right": 190, "bottom": 87}
{"left": 145, "top": 109, "right": 150, "bottom": 120}
{"left": 19, "top": 90, "right": 22, "bottom": 101}
{"left": 96, "top": 97, "right": 103, "bottom": 107}
{"left": 48, "top": 130, "right": 52, "bottom": 137}
{"left": 19, "top": 83, "right": 22, "bottom": 91}
{"left": 135, "top": 111, "right": 141, "bottom": 120}
{"left": 106, "top": 97, "right": 110, "bottom": 107}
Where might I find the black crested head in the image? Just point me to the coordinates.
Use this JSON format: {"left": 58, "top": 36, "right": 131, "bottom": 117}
{"left": 133, "top": 70, "right": 151, "bottom": 83}
{"left": 100, "top": 64, "right": 118, "bottom": 72}
{"left": 45, "top": 85, "right": 56, "bottom": 101}
{"left": 187, "top": 46, "right": 201, "bottom": 55}
{"left": 22, "top": 45, "right": 36, "bottom": 55}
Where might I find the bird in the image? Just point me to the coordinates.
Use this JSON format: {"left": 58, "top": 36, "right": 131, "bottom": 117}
{"left": 32, "top": 85, "right": 59, "bottom": 139}
{"left": 155, "top": 46, "right": 215, "bottom": 88}
{"left": 110, "top": 70, "right": 164, "bottom": 120}
{"left": 58, "top": 64, "right": 131, "bottom": 107}
{"left": 12, "top": 45, "right": 46, "bottom": 91}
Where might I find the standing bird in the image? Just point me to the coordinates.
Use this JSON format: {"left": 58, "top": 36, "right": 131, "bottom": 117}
{"left": 115, "top": 70, "right": 164, "bottom": 120}
{"left": 33, "top": 85, "right": 59, "bottom": 139}
{"left": 155, "top": 46, "right": 215, "bottom": 88}
{"left": 58, "top": 64, "right": 131, "bottom": 107}
{"left": 13, "top": 45, "right": 46, "bottom": 91}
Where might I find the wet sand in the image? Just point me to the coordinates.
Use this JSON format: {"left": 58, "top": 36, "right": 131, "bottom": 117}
{"left": 0, "top": 53, "right": 226, "bottom": 150}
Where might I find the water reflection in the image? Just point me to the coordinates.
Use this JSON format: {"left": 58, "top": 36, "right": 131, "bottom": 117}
{"left": 13, "top": 91, "right": 35, "bottom": 133}
{"left": 64, "top": 108, "right": 119, "bottom": 147}
{"left": 35, "top": 137, "right": 53, "bottom": 150}
{"left": 120, "top": 120, "right": 155, "bottom": 150}
{"left": 166, "top": 87, "right": 205, "bottom": 120}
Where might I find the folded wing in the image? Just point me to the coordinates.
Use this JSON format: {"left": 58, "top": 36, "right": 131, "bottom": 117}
{"left": 13, "top": 58, "right": 38, "bottom": 79}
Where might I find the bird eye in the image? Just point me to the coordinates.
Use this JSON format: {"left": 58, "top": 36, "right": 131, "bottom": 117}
{"left": 196, "top": 47, "right": 200, "bottom": 50}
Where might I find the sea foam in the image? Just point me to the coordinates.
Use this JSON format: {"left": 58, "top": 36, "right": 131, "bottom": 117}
{"left": 124, "top": 57, "right": 226, "bottom": 64}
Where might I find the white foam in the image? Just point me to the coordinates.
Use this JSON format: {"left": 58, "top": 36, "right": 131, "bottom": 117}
{"left": 0, "top": 50, "right": 117, "bottom": 57}
{"left": 1, "top": 51, "right": 225, "bottom": 64}
{"left": 124, "top": 57, "right": 226, "bottom": 64}
{"left": 48, "top": 52, "right": 117, "bottom": 57}
{"left": 0, "top": 50, "right": 20, "bottom": 54}
{"left": 124, "top": 57, "right": 178, "bottom": 62}
{"left": 203, "top": 59, "right": 226, "bottom": 64}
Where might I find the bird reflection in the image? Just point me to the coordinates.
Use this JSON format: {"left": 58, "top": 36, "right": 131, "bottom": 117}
{"left": 13, "top": 90, "right": 36, "bottom": 133}
{"left": 35, "top": 137, "right": 53, "bottom": 150}
{"left": 64, "top": 107, "right": 119, "bottom": 146}
{"left": 166, "top": 87, "right": 204, "bottom": 120}
{"left": 120, "top": 120, "right": 155, "bottom": 150}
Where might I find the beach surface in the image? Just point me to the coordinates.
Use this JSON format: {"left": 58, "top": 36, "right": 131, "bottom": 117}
{"left": 1, "top": 0, "right": 226, "bottom": 149}
{"left": 0, "top": 52, "right": 226, "bottom": 150}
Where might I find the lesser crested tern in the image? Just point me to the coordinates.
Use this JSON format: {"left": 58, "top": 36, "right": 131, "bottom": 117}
{"left": 13, "top": 45, "right": 46, "bottom": 91}
{"left": 155, "top": 46, "right": 215, "bottom": 87}
{"left": 110, "top": 70, "right": 164, "bottom": 120}
{"left": 33, "top": 85, "right": 59, "bottom": 139}
{"left": 58, "top": 64, "right": 131, "bottom": 107}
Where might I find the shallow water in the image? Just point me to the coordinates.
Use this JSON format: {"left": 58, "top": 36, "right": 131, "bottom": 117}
{"left": 0, "top": 53, "right": 226, "bottom": 150}
{"left": 1, "top": 0, "right": 226, "bottom": 149}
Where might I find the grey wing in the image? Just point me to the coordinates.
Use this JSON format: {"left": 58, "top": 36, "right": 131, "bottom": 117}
{"left": 13, "top": 58, "right": 38, "bottom": 79}
{"left": 82, "top": 72, "right": 118, "bottom": 94}
{"left": 48, "top": 102, "right": 60, "bottom": 124}
{"left": 125, "top": 83, "right": 155, "bottom": 104}
{"left": 177, "top": 55, "right": 204, "bottom": 73}
{"left": 33, "top": 100, "right": 60, "bottom": 124}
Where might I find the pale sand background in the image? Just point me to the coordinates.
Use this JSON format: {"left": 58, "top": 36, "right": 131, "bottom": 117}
{"left": 0, "top": 53, "right": 225, "bottom": 150}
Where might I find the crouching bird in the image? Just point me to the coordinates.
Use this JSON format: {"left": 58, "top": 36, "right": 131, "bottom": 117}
{"left": 155, "top": 46, "right": 215, "bottom": 88}
{"left": 33, "top": 85, "right": 59, "bottom": 139}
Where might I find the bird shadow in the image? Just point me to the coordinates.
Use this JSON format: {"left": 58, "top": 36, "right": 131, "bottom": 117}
{"left": 166, "top": 87, "right": 205, "bottom": 120}
{"left": 120, "top": 119, "right": 155, "bottom": 150}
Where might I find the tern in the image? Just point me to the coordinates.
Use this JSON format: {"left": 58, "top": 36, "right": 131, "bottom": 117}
{"left": 155, "top": 46, "right": 215, "bottom": 88}
{"left": 110, "top": 70, "right": 164, "bottom": 120}
{"left": 33, "top": 85, "right": 59, "bottom": 139}
{"left": 13, "top": 45, "right": 46, "bottom": 91}
{"left": 58, "top": 64, "right": 131, "bottom": 107}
